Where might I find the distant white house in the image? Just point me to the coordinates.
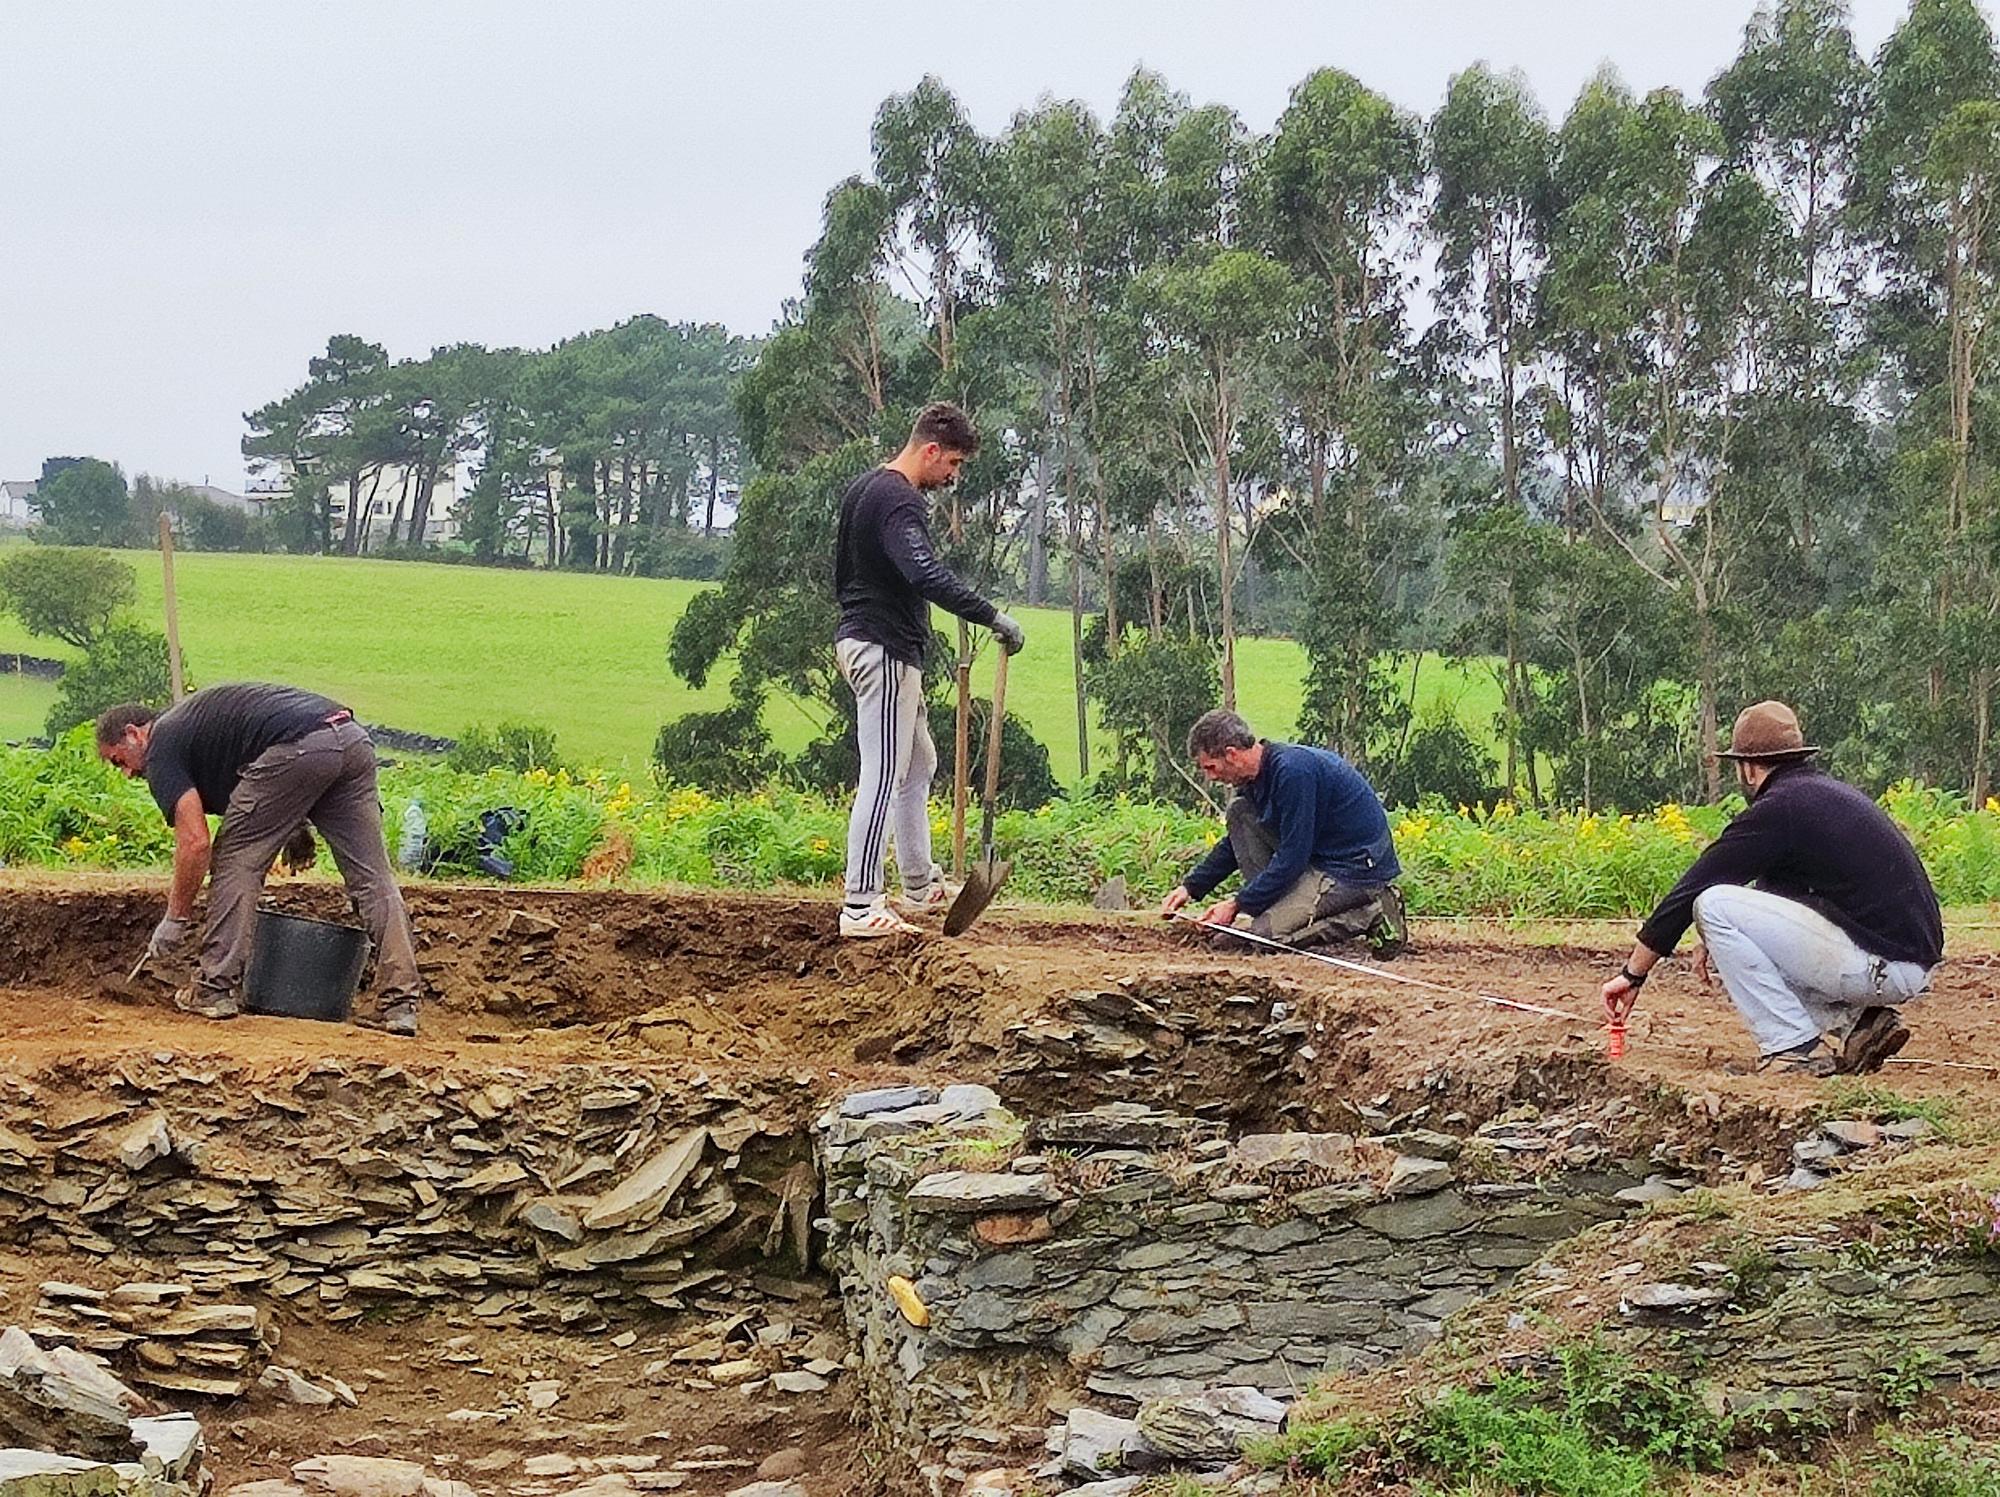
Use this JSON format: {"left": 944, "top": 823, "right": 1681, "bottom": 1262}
{"left": 0, "top": 481, "right": 36, "bottom": 525}
{"left": 248, "top": 461, "right": 461, "bottom": 550}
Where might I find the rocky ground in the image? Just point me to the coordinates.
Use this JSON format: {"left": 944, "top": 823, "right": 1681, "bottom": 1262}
{"left": 0, "top": 874, "right": 1995, "bottom": 1497}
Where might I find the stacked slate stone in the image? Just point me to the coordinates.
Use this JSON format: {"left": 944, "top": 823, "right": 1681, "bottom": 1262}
{"left": 0, "top": 1325, "right": 207, "bottom": 1497}
{"left": 0, "top": 1056, "right": 815, "bottom": 1337}
{"left": 814, "top": 1088, "right": 1644, "bottom": 1495}
{"left": 31, "top": 1282, "right": 271, "bottom": 1399}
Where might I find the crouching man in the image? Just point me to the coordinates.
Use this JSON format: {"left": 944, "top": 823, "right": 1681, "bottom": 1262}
{"left": 1160, "top": 709, "right": 1407, "bottom": 956}
{"left": 1602, "top": 700, "right": 1943, "bottom": 1076}
{"left": 96, "top": 684, "right": 425, "bottom": 1035}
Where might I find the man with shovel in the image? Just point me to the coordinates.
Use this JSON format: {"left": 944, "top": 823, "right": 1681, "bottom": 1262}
{"left": 95, "top": 684, "right": 425, "bottom": 1034}
{"left": 1161, "top": 710, "right": 1407, "bottom": 956}
{"left": 1601, "top": 701, "right": 1943, "bottom": 1076}
{"left": 834, "top": 402, "right": 1025, "bottom": 938}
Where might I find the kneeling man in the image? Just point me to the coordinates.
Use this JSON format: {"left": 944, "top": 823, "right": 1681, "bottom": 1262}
{"left": 1160, "top": 709, "right": 1406, "bottom": 955}
{"left": 1602, "top": 701, "right": 1943, "bottom": 1075}
{"left": 97, "top": 684, "right": 425, "bottom": 1034}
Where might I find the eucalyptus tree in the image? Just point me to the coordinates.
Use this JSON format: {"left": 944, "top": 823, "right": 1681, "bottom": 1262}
{"left": 1255, "top": 68, "right": 1425, "bottom": 760}
{"left": 242, "top": 334, "right": 391, "bottom": 555}
{"left": 1430, "top": 64, "right": 1553, "bottom": 789}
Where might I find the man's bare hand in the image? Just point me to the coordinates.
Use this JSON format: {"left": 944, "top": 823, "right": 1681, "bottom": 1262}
{"left": 1160, "top": 886, "right": 1192, "bottom": 919}
{"left": 1198, "top": 896, "right": 1240, "bottom": 928}
{"left": 1694, "top": 944, "right": 1713, "bottom": 990}
{"left": 1601, "top": 972, "right": 1640, "bottom": 1025}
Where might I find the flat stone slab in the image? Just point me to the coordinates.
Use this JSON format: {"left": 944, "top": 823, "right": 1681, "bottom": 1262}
{"left": 583, "top": 1129, "right": 707, "bottom": 1232}
{"left": 838, "top": 1087, "right": 936, "bottom": 1119}
{"left": 907, "top": 1172, "right": 1060, "bottom": 1214}
{"left": 1238, "top": 1132, "right": 1358, "bottom": 1172}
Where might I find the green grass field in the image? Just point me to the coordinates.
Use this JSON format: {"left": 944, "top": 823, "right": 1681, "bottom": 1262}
{"left": 0, "top": 549, "right": 1504, "bottom": 777}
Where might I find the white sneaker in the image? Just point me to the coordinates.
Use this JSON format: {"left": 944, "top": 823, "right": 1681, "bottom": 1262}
{"left": 840, "top": 900, "right": 919, "bottom": 939}
{"left": 897, "top": 865, "right": 955, "bottom": 918}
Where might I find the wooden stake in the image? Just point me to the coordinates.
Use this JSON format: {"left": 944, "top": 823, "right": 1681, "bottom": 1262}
{"left": 158, "top": 512, "right": 185, "bottom": 701}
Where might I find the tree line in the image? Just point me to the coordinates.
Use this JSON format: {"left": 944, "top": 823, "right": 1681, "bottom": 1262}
{"left": 672, "top": 0, "right": 2000, "bottom": 811}
{"left": 241, "top": 319, "right": 755, "bottom": 571}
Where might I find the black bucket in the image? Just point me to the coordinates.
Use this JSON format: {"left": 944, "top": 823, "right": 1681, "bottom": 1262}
{"left": 243, "top": 909, "right": 368, "bottom": 1022}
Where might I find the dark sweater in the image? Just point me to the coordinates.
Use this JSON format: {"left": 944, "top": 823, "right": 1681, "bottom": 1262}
{"left": 834, "top": 467, "right": 997, "bottom": 667}
{"left": 1183, "top": 741, "right": 1401, "bottom": 916}
{"left": 1637, "top": 763, "right": 1944, "bottom": 968}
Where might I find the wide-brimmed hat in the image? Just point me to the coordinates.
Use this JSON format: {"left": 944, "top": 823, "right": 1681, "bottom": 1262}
{"left": 1716, "top": 700, "right": 1820, "bottom": 761}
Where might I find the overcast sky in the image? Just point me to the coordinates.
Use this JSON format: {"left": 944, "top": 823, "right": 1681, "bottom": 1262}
{"left": 1, "top": 0, "right": 1912, "bottom": 490}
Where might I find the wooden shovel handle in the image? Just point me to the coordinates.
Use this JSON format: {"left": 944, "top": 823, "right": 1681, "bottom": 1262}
{"left": 982, "top": 646, "right": 1009, "bottom": 809}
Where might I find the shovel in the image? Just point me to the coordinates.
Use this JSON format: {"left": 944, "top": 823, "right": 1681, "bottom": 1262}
{"left": 943, "top": 646, "right": 1011, "bottom": 937}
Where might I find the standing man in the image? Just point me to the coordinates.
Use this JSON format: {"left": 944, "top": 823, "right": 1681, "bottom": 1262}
{"left": 1160, "top": 709, "right": 1407, "bottom": 955}
{"left": 834, "top": 402, "right": 1024, "bottom": 938}
{"left": 95, "top": 684, "right": 426, "bottom": 1034}
{"left": 1602, "top": 701, "right": 1944, "bottom": 1075}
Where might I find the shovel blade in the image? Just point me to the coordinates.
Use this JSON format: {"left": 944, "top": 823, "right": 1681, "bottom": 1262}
{"left": 942, "top": 857, "right": 1011, "bottom": 937}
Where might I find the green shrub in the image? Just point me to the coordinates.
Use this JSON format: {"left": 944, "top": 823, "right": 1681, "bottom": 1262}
{"left": 0, "top": 546, "right": 136, "bottom": 648}
{"left": 653, "top": 699, "right": 780, "bottom": 793}
{"left": 1405, "top": 1377, "right": 1657, "bottom": 1497}
{"left": 446, "top": 720, "right": 565, "bottom": 774}
{"left": 45, "top": 622, "right": 178, "bottom": 738}
{"left": 1870, "top": 1432, "right": 2000, "bottom": 1497}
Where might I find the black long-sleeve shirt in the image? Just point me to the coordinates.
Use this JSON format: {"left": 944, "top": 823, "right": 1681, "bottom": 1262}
{"left": 1637, "top": 763, "right": 1944, "bottom": 968}
{"left": 834, "top": 467, "right": 996, "bottom": 667}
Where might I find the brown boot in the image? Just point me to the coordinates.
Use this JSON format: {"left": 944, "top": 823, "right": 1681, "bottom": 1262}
{"left": 1839, "top": 1007, "right": 1910, "bottom": 1075}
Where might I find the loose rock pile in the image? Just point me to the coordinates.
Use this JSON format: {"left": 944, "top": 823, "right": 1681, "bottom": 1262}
{"left": 1779, "top": 1114, "right": 1938, "bottom": 1190}
{"left": 0, "top": 1325, "right": 207, "bottom": 1497}
{"left": 0, "top": 1057, "right": 818, "bottom": 1334}
{"left": 816, "top": 1086, "right": 1647, "bottom": 1494}
{"left": 31, "top": 1283, "right": 272, "bottom": 1400}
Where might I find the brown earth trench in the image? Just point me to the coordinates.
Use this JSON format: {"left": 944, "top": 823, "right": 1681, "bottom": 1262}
{"left": 2, "top": 875, "right": 1996, "bottom": 1494}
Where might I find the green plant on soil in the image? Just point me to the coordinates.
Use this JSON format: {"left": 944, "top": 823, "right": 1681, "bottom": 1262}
{"left": 1818, "top": 1083, "right": 1959, "bottom": 1137}
{"left": 1868, "top": 1432, "right": 2000, "bottom": 1497}
{"left": 1869, "top": 1342, "right": 1945, "bottom": 1415}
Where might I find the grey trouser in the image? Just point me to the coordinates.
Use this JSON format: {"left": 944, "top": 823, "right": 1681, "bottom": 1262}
{"left": 199, "top": 720, "right": 422, "bottom": 1006}
{"left": 1227, "top": 797, "right": 1392, "bottom": 942}
{"left": 1692, "top": 884, "right": 1932, "bottom": 1055}
{"left": 837, "top": 638, "right": 936, "bottom": 906}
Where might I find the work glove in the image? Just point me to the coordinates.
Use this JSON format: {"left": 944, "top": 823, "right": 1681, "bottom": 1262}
{"left": 149, "top": 914, "right": 193, "bottom": 959}
{"left": 991, "top": 611, "right": 1026, "bottom": 656}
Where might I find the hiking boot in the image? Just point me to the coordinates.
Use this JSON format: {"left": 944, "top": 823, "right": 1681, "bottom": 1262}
{"left": 1838, "top": 1007, "right": 1910, "bottom": 1075}
{"left": 1755, "top": 1039, "right": 1836, "bottom": 1078}
{"left": 1363, "top": 885, "right": 1408, "bottom": 960}
{"left": 896, "top": 865, "right": 955, "bottom": 918}
{"left": 173, "top": 986, "right": 240, "bottom": 1021}
{"left": 840, "top": 900, "right": 919, "bottom": 939}
{"left": 383, "top": 1000, "right": 420, "bottom": 1038}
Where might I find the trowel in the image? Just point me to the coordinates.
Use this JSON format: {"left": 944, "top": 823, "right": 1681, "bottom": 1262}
{"left": 943, "top": 647, "right": 1012, "bottom": 937}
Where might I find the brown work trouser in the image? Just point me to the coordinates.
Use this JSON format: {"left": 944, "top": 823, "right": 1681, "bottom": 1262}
{"left": 1226, "top": 797, "right": 1392, "bottom": 943}
{"left": 196, "top": 721, "right": 422, "bottom": 1008}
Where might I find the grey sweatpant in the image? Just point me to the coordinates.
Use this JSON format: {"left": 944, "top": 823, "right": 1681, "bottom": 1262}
{"left": 197, "top": 720, "right": 423, "bottom": 1008}
{"left": 838, "top": 637, "right": 936, "bottom": 907}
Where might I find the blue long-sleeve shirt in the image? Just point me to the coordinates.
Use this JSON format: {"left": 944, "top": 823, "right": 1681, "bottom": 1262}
{"left": 1183, "top": 741, "right": 1401, "bottom": 915}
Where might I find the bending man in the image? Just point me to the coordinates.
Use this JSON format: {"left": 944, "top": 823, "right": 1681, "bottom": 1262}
{"left": 1602, "top": 701, "right": 1943, "bottom": 1075}
{"left": 834, "top": 402, "right": 1024, "bottom": 938}
{"left": 97, "top": 684, "right": 425, "bottom": 1034}
{"left": 1161, "top": 710, "right": 1406, "bottom": 955}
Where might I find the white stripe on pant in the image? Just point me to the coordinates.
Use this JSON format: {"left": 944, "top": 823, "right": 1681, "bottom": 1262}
{"left": 838, "top": 637, "right": 937, "bottom": 907}
{"left": 1691, "top": 883, "right": 1932, "bottom": 1055}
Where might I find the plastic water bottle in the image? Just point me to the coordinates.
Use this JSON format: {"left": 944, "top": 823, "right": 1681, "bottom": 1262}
{"left": 398, "top": 797, "right": 429, "bottom": 870}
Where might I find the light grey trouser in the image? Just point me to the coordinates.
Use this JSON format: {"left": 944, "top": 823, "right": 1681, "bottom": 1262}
{"left": 838, "top": 638, "right": 937, "bottom": 907}
{"left": 200, "top": 721, "right": 423, "bottom": 1007}
{"left": 1692, "top": 884, "right": 1931, "bottom": 1055}
{"left": 1227, "top": 797, "right": 1392, "bottom": 942}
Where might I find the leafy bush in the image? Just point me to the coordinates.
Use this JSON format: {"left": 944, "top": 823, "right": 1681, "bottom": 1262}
{"left": 45, "top": 622, "right": 178, "bottom": 738}
{"left": 0, "top": 546, "right": 136, "bottom": 648}
{"left": 446, "top": 720, "right": 565, "bottom": 775}
{"left": 1870, "top": 1432, "right": 2000, "bottom": 1497}
{"left": 1089, "top": 633, "right": 1220, "bottom": 805}
{"left": 0, "top": 727, "right": 174, "bottom": 866}
{"left": 1375, "top": 709, "right": 1500, "bottom": 811}
{"left": 1405, "top": 1377, "right": 1658, "bottom": 1497}
{"left": 653, "top": 698, "right": 780, "bottom": 793}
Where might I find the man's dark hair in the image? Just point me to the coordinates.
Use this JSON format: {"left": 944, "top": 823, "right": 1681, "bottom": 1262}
{"left": 911, "top": 401, "right": 980, "bottom": 455}
{"left": 1188, "top": 708, "right": 1257, "bottom": 759}
{"left": 94, "top": 702, "right": 159, "bottom": 746}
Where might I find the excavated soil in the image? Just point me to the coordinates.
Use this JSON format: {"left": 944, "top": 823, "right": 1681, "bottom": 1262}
{"left": 2, "top": 872, "right": 1997, "bottom": 1494}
